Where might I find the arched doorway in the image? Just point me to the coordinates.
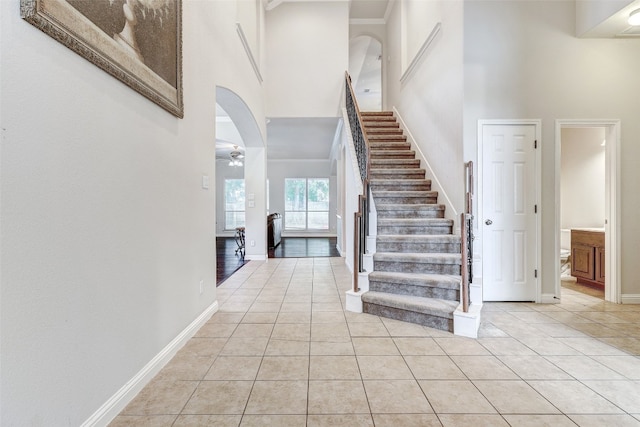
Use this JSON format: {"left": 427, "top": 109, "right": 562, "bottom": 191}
{"left": 349, "top": 35, "right": 382, "bottom": 111}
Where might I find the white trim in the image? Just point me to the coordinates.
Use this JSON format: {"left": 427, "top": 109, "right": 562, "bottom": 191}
{"left": 621, "top": 294, "right": 640, "bottom": 304}
{"left": 453, "top": 303, "right": 481, "bottom": 338}
{"left": 393, "top": 107, "right": 458, "bottom": 226}
{"left": 350, "top": 18, "right": 386, "bottom": 25}
{"left": 236, "top": 23, "right": 263, "bottom": 83}
{"left": 554, "top": 120, "right": 621, "bottom": 304}
{"left": 341, "top": 108, "right": 364, "bottom": 195}
{"left": 82, "top": 301, "right": 219, "bottom": 427}
{"left": 383, "top": 0, "right": 395, "bottom": 23}
{"left": 478, "top": 120, "right": 542, "bottom": 303}
{"left": 399, "top": 23, "right": 441, "bottom": 84}
{"left": 540, "top": 293, "right": 561, "bottom": 304}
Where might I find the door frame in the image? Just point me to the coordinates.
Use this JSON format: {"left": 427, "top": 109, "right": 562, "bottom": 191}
{"left": 555, "top": 120, "right": 621, "bottom": 303}
{"left": 478, "top": 120, "right": 542, "bottom": 302}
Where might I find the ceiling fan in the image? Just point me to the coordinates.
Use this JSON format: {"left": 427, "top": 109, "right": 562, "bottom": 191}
{"left": 229, "top": 145, "right": 244, "bottom": 167}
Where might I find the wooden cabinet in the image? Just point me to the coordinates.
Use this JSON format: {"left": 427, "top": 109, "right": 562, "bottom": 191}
{"left": 571, "top": 229, "right": 605, "bottom": 287}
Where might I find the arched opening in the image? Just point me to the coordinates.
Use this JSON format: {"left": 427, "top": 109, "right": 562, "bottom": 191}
{"left": 215, "top": 87, "right": 267, "bottom": 276}
{"left": 349, "top": 35, "right": 382, "bottom": 111}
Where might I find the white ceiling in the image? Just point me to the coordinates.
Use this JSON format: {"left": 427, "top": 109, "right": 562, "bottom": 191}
{"left": 350, "top": 0, "right": 390, "bottom": 20}
{"left": 266, "top": 117, "right": 341, "bottom": 160}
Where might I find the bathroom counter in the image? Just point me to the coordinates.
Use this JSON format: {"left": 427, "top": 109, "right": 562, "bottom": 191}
{"left": 571, "top": 229, "right": 605, "bottom": 287}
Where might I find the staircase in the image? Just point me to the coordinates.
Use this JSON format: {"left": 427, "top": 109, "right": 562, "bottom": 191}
{"left": 359, "top": 111, "right": 461, "bottom": 332}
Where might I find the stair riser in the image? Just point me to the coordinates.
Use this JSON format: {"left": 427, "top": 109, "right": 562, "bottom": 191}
{"left": 374, "top": 196, "right": 438, "bottom": 204}
{"left": 367, "top": 130, "right": 403, "bottom": 136}
{"left": 376, "top": 242, "right": 460, "bottom": 253}
{"left": 364, "top": 123, "right": 400, "bottom": 129}
{"left": 368, "top": 136, "right": 407, "bottom": 142}
{"left": 378, "top": 225, "right": 452, "bottom": 235}
{"left": 376, "top": 209, "right": 442, "bottom": 218}
{"left": 371, "top": 153, "right": 416, "bottom": 160}
{"left": 370, "top": 171, "right": 426, "bottom": 180}
{"left": 374, "top": 261, "right": 461, "bottom": 275}
{"left": 363, "top": 117, "right": 397, "bottom": 123}
{"left": 369, "top": 281, "right": 460, "bottom": 301}
{"left": 370, "top": 144, "right": 412, "bottom": 151}
{"left": 363, "top": 303, "right": 453, "bottom": 332}
{"left": 371, "top": 184, "right": 432, "bottom": 192}
{"left": 371, "top": 160, "right": 420, "bottom": 167}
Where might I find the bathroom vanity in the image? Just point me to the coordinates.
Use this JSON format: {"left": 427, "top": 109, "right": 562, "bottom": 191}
{"left": 571, "top": 228, "right": 605, "bottom": 287}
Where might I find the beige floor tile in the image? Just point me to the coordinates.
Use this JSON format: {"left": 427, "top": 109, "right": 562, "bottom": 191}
{"left": 372, "top": 414, "right": 442, "bottom": 427}
{"left": 529, "top": 380, "right": 625, "bottom": 414}
{"left": 241, "top": 312, "right": 278, "bottom": 324}
{"left": 307, "top": 414, "right": 374, "bottom": 427}
{"left": 265, "top": 339, "right": 310, "bottom": 356}
{"left": 108, "top": 415, "right": 177, "bottom": 427}
{"left": 280, "top": 302, "right": 312, "bottom": 313}
{"left": 182, "top": 381, "right": 253, "bottom": 415}
{"left": 276, "top": 312, "right": 311, "bottom": 324}
{"left": 600, "top": 337, "right": 640, "bottom": 355}
{"left": 220, "top": 337, "right": 269, "bottom": 356}
{"left": 438, "top": 414, "right": 509, "bottom": 427}
{"left": 591, "top": 355, "right": 640, "bottom": 379}
{"left": 207, "top": 313, "right": 245, "bottom": 324}
{"left": 179, "top": 338, "right": 228, "bottom": 358}
{"left": 311, "top": 311, "right": 346, "bottom": 323}
{"left": 568, "top": 414, "right": 640, "bottom": 427}
{"left": 381, "top": 318, "right": 432, "bottom": 337}
{"left": 393, "top": 337, "right": 446, "bottom": 355}
{"left": 435, "top": 337, "right": 491, "bottom": 355}
{"left": 248, "top": 302, "right": 282, "bottom": 313}
{"left": 309, "top": 355, "right": 361, "bottom": 380}
{"left": 153, "top": 354, "right": 214, "bottom": 381}
{"left": 451, "top": 355, "right": 518, "bottom": 380}
{"left": 194, "top": 323, "right": 238, "bottom": 338}
{"left": 502, "top": 414, "right": 578, "bottom": 426}
{"left": 312, "top": 302, "right": 344, "bottom": 312}
{"left": 418, "top": 380, "right": 496, "bottom": 414}
{"left": 544, "top": 355, "right": 626, "bottom": 380}
{"left": 311, "top": 322, "right": 351, "bottom": 342}
{"left": 270, "top": 323, "right": 310, "bottom": 341}
{"left": 231, "top": 324, "right": 274, "bottom": 339}
{"left": 348, "top": 322, "right": 390, "bottom": 337}
{"left": 363, "top": 380, "right": 433, "bottom": 414}
{"left": 478, "top": 338, "right": 537, "bottom": 356}
{"left": 352, "top": 337, "right": 399, "bottom": 355}
{"left": 240, "top": 414, "right": 306, "bottom": 426}
{"left": 518, "top": 337, "right": 583, "bottom": 356}
{"left": 245, "top": 381, "right": 308, "bottom": 415}
{"left": 404, "top": 356, "right": 466, "bottom": 380}
{"left": 257, "top": 356, "right": 309, "bottom": 380}
{"left": 173, "top": 415, "right": 242, "bottom": 427}
{"left": 307, "top": 380, "right": 370, "bottom": 414}
{"left": 310, "top": 341, "right": 355, "bottom": 356}
{"left": 356, "top": 355, "right": 413, "bottom": 380}
{"left": 497, "top": 355, "right": 572, "bottom": 380}
{"left": 477, "top": 323, "right": 510, "bottom": 338}
{"left": 582, "top": 380, "right": 640, "bottom": 413}
{"left": 204, "top": 356, "right": 262, "bottom": 381}
{"left": 472, "top": 380, "right": 559, "bottom": 414}
{"left": 344, "top": 312, "right": 383, "bottom": 323}
{"left": 562, "top": 337, "right": 629, "bottom": 355}
{"left": 122, "top": 380, "right": 198, "bottom": 415}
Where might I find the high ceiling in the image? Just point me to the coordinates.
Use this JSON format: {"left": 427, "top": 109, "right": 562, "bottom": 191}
{"left": 349, "top": 0, "right": 390, "bottom": 20}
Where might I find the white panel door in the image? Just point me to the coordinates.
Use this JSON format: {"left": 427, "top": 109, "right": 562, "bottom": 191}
{"left": 482, "top": 124, "right": 538, "bottom": 301}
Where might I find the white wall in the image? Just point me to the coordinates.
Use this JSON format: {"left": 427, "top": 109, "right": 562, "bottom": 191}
{"left": 464, "top": 0, "right": 640, "bottom": 298}
{"left": 561, "top": 128, "right": 606, "bottom": 229}
{"left": 386, "top": 0, "right": 465, "bottom": 217}
{"left": 0, "top": 0, "right": 265, "bottom": 424}
{"left": 265, "top": 1, "right": 349, "bottom": 117}
{"left": 267, "top": 159, "right": 337, "bottom": 236}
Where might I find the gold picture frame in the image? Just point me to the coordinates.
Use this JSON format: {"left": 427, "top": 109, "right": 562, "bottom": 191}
{"left": 21, "top": 0, "right": 183, "bottom": 118}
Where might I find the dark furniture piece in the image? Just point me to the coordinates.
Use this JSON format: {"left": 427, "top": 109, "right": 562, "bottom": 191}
{"left": 571, "top": 229, "right": 605, "bottom": 287}
{"left": 234, "top": 226, "right": 245, "bottom": 257}
{"left": 267, "top": 213, "right": 282, "bottom": 249}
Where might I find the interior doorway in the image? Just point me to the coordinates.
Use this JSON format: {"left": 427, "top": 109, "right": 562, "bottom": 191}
{"left": 555, "top": 120, "right": 620, "bottom": 303}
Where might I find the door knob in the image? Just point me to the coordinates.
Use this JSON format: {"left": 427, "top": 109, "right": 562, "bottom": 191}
{"left": 485, "top": 219, "right": 493, "bottom": 225}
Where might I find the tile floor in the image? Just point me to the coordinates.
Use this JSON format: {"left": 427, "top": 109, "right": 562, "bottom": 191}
{"left": 110, "top": 258, "right": 640, "bottom": 426}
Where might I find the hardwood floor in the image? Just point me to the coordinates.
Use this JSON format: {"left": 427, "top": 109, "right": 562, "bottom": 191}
{"left": 216, "top": 237, "right": 341, "bottom": 285}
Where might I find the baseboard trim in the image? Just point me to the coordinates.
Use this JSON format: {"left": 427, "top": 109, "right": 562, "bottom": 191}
{"left": 621, "top": 294, "right": 640, "bottom": 304}
{"left": 81, "top": 301, "right": 219, "bottom": 427}
{"left": 540, "top": 293, "right": 561, "bottom": 304}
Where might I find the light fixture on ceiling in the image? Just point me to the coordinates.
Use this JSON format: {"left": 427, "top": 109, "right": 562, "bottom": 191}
{"left": 629, "top": 9, "right": 640, "bottom": 26}
{"left": 228, "top": 145, "right": 244, "bottom": 167}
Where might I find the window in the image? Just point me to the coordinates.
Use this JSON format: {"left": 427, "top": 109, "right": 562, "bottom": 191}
{"left": 225, "top": 179, "right": 245, "bottom": 230}
{"left": 285, "top": 178, "right": 329, "bottom": 230}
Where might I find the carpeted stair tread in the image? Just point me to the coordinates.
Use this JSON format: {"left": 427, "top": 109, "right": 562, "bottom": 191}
{"left": 378, "top": 217, "right": 452, "bottom": 226}
{"left": 376, "top": 234, "right": 459, "bottom": 243}
{"left": 369, "top": 271, "right": 461, "bottom": 290}
{"left": 370, "top": 150, "right": 415, "bottom": 158}
{"left": 371, "top": 159, "right": 421, "bottom": 166}
{"left": 368, "top": 134, "right": 407, "bottom": 141}
{"left": 375, "top": 203, "right": 442, "bottom": 211}
{"left": 374, "top": 252, "right": 462, "bottom": 265}
{"left": 366, "top": 128, "right": 404, "bottom": 135}
{"left": 362, "top": 291, "right": 458, "bottom": 320}
{"left": 373, "top": 190, "right": 438, "bottom": 197}
{"left": 361, "top": 111, "right": 394, "bottom": 116}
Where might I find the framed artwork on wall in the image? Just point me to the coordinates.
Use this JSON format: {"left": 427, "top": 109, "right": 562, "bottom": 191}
{"left": 21, "top": 0, "right": 183, "bottom": 118}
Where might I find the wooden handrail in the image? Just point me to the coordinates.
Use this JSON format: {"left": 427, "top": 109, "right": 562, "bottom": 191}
{"left": 345, "top": 71, "right": 371, "bottom": 293}
{"left": 461, "top": 161, "right": 474, "bottom": 312}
